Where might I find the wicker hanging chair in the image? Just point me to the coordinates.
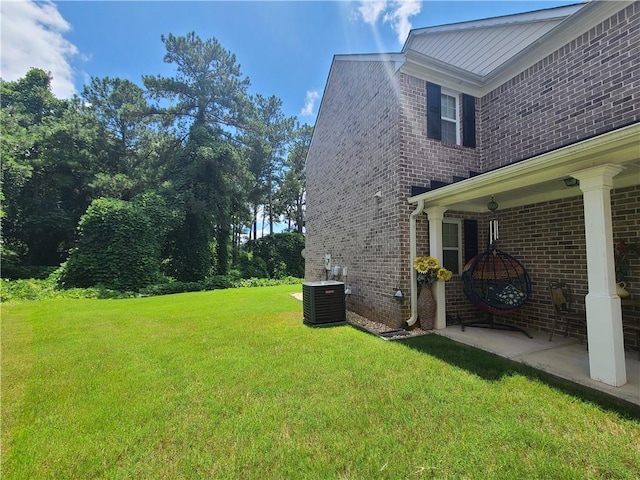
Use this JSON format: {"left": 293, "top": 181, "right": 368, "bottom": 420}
{"left": 460, "top": 246, "right": 533, "bottom": 338}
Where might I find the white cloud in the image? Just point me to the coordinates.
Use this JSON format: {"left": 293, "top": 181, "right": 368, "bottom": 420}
{"left": 358, "top": 1, "right": 387, "bottom": 24}
{"left": 0, "top": 0, "right": 79, "bottom": 98}
{"left": 383, "top": 1, "right": 422, "bottom": 44}
{"left": 300, "top": 90, "right": 319, "bottom": 117}
{"left": 357, "top": 0, "right": 422, "bottom": 45}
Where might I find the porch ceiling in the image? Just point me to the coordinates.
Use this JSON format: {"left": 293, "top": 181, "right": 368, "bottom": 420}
{"left": 408, "top": 123, "right": 640, "bottom": 212}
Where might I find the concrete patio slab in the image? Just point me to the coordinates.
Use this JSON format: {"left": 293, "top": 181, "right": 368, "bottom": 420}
{"left": 435, "top": 325, "right": 640, "bottom": 406}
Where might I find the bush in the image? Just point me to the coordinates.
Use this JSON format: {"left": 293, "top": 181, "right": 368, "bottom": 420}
{"left": 236, "top": 252, "right": 269, "bottom": 279}
{"left": 1, "top": 274, "right": 304, "bottom": 302}
{"left": 59, "top": 198, "right": 162, "bottom": 291}
{"left": 1, "top": 265, "right": 57, "bottom": 280}
{"left": 162, "top": 210, "right": 214, "bottom": 282}
{"left": 242, "top": 232, "right": 304, "bottom": 279}
{"left": 0, "top": 274, "right": 135, "bottom": 302}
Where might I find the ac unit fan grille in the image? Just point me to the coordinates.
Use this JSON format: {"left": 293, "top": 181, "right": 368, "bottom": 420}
{"left": 303, "top": 281, "right": 346, "bottom": 326}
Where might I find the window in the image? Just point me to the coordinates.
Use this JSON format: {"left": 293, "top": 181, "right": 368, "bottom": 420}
{"left": 442, "top": 219, "right": 462, "bottom": 274}
{"left": 440, "top": 92, "right": 458, "bottom": 144}
{"left": 426, "top": 82, "right": 476, "bottom": 148}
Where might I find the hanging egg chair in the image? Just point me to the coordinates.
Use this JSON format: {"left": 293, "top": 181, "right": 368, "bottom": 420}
{"left": 460, "top": 200, "right": 533, "bottom": 338}
{"left": 460, "top": 246, "right": 533, "bottom": 338}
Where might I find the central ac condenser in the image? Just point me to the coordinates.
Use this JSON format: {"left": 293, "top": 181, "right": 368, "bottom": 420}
{"left": 302, "top": 281, "right": 346, "bottom": 326}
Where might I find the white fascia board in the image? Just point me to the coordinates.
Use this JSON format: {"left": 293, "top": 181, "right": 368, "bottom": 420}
{"left": 401, "top": 51, "right": 484, "bottom": 96}
{"left": 407, "top": 123, "right": 640, "bottom": 209}
{"left": 333, "top": 53, "right": 405, "bottom": 72}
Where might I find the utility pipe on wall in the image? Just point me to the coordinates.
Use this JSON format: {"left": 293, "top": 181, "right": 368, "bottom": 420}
{"left": 405, "top": 200, "right": 425, "bottom": 327}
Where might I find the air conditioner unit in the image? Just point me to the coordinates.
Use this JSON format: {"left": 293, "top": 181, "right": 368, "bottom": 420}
{"left": 303, "top": 281, "right": 346, "bottom": 327}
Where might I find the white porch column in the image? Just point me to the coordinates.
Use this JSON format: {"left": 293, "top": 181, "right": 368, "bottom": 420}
{"left": 425, "top": 206, "right": 448, "bottom": 330}
{"left": 572, "top": 164, "right": 626, "bottom": 387}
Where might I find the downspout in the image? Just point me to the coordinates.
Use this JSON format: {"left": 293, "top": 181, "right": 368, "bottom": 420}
{"left": 404, "top": 199, "right": 425, "bottom": 328}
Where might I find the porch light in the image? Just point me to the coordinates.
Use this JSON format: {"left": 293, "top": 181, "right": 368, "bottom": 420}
{"left": 564, "top": 177, "right": 580, "bottom": 187}
{"left": 394, "top": 287, "right": 404, "bottom": 300}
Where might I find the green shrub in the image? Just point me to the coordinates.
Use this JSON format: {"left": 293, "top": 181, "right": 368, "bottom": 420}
{"left": 231, "top": 276, "right": 303, "bottom": 288}
{"left": 2, "top": 272, "right": 302, "bottom": 302}
{"left": 59, "top": 198, "right": 162, "bottom": 291}
{"left": 236, "top": 252, "right": 269, "bottom": 279}
{"left": 162, "top": 210, "right": 214, "bottom": 282}
{"left": 243, "top": 232, "right": 304, "bottom": 279}
{"left": 139, "top": 276, "right": 302, "bottom": 297}
{"left": 0, "top": 275, "right": 135, "bottom": 302}
{"left": 1, "top": 265, "right": 57, "bottom": 280}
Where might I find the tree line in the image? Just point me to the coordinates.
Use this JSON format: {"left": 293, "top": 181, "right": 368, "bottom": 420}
{"left": 1, "top": 32, "right": 310, "bottom": 289}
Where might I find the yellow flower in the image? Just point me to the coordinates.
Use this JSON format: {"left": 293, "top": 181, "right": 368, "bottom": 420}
{"left": 437, "top": 267, "right": 453, "bottom": 282}
{"left": 414, "top": 256, "right": 453, "bottom": 283}
{"left": 414, "top": 256, "right": 439, "bottom": 273}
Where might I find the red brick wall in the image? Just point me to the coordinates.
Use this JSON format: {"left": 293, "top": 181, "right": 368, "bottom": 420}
{"left": 479, "top": 2, "right": 640, "bottom": 169}
{"left": 305, "top": 2, "right": 639, "bottom": 351}
{"left": 446, "top": 186, "right": 640, "bottom": 348}
{"left": 396, "top": 74, "right": 482, "bottom": 326}
{"left": 305, "top": 61, "right": 481, "bottom": 328}
{"left": 304, "top": 59, "right": 408, "bottom": 326}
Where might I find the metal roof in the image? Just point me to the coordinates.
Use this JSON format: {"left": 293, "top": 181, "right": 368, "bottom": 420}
{"left": 403, "top": 4, "right": 584, "bottom": 77}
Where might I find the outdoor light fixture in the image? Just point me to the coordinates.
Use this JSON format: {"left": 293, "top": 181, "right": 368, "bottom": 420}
{"left": 394, "top": 287, "right": 404, "bottom": 300}
{"left": 487, "top": 196, "right": 498, "bottom": 212}
{"left": 564, "top": 177, "right": 580, "bottom": 187}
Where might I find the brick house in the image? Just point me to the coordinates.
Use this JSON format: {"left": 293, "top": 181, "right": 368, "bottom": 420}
{"left": 305, "top": 1, "right": 640, "bottom": 387}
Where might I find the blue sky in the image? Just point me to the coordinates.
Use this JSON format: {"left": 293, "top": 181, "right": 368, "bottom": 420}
{"left": 1, "top": 1, "right": 580, "bottom": 124}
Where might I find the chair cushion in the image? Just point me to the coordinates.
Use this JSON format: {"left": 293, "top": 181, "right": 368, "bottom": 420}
{"left": 494, "top": 284, "right": 525, "bottom": 306}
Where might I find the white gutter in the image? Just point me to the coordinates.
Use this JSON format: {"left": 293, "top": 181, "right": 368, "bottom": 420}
{"left": 404, "top": 199, "right": 425, "bottom": 328}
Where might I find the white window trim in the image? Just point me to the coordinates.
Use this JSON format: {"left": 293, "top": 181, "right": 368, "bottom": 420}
{"left": 441, "top": 89, "right": 460, "bottom": 145}
{"left": 442, "top": 218, "right": 462, "bottom": 274}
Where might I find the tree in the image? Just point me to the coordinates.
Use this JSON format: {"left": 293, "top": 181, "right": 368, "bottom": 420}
{"left": 142, "top": 32, "right": 252, "bottom": 279}
{"left": 162, "top": 123, "right": 248, "bottom": 280}
{"left": 60, "top": 197, "right": 164, "bottom": 291}
{"left": 82, "top": 77, "right": 153, "bottom": 198}
{"left": 242, "top": 232, "right": 305, "bottom": 279}
{"left": 1, "top": 69, "right": 108, "bottom": 268}
{"left": 82, "top": 77, "right": 149, "bottom": 153}
{"left": 143, "top": 32, "right": 250, "bottom": 131}
{"left": 276, "top": 122, "right": 312, "bottom": 233}
{"left": 242, "top": 95, "right": 295, "bottom": 237}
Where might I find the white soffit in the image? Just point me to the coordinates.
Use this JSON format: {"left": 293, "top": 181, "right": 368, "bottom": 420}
{"left": 407, "top": 123, "right": 640, "bottom": 212}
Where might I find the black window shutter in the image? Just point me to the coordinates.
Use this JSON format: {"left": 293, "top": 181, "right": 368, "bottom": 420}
{"left": 463, "top": 219, "right": 478, "bottom": 265}
{"left": 426, "top": 82, "right": 441, "bottom": 140}
{"left": 462, "top": 93, "right": 476, "bottom": 148}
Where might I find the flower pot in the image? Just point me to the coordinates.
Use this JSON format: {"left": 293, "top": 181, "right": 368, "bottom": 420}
{"left": 616, "top": 282, "right": 630, "bottom": 298}
{"left": 417, "top": 284, "right": 436, "bottom": 330}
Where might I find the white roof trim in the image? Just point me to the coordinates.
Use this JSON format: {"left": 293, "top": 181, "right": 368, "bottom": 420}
{"left": 333, "top": 53, "right": 405, "bottom": 72}
{"left": 401, "top": 50, "right": 485, "bottom": 96}
{"left": 401, "top": 0, "right": 634, "bottom": 96}
{"left": 407, "top": 123, "right": 640, "bottom": 212}
{"left": 404, "top": 3, "right": 583, "bottom": 40}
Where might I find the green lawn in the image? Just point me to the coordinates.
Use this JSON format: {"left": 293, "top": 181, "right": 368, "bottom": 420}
{"left": 2, "top": 284, "right": 639, "bottom": 479}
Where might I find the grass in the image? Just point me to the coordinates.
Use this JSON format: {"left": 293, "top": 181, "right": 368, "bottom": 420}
{"left": 2, "top": 284, "right": 640, "bottom": 479}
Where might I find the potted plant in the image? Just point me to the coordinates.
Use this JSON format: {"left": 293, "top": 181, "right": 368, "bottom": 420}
{"left": 413, "top": 256, "right": 453, "bottom": 329}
